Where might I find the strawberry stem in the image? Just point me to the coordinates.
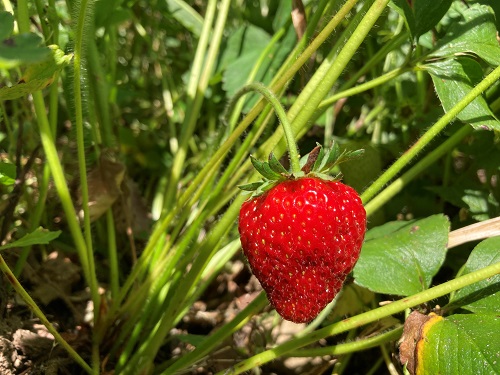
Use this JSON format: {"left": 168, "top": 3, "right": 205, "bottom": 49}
{"left": 225, "top": 82, "right": 302, "bottom": 175}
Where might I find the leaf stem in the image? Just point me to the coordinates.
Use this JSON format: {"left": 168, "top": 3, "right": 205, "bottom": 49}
{"left": 16, "top": 0, "right": 94, "bottom": 315}
{"left": 227, "top": 82, "right": 301, "bottom": 174}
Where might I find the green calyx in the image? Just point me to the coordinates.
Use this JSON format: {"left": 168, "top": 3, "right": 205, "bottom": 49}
{"left": 239, "top": 143, "right": 364, "bottom": 197}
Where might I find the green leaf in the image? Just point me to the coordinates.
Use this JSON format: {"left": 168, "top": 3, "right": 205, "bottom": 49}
{"left": 416, "top": 314, "right": 500, "bottom": 375}
{"left": 353, "top": 215, "right": 450, "bottom": 296}
{"left": 238, "top": 181, "right": 264, "bottom": 191}
{"left": 94, "top": 2, "right": 133, "bottom": 28}
{"left": 0, "top": 227, "right": 61, "bottom": 251}
{"left": 175, "top": 334, "right": 207, "bottom": 347}
{"left": 461, "top": 189, "right": 499, "bottom": 221}
{"left": 322, "top": 143, "right": 341, "bottom": 172}
{"left": 429, "top": 185, "right": 498, "bottom": 222}
{"left": 336, "top": 149, "right": 365, "bottom": 165}
{"left": 390, "top": 0, "right": 452, "bottom": 39}
{"left": 220, "top": 25, "right": 295, "bottom": 112}
{"left": 313, "top": 143, "right": 341, "bottom": 173}
{"left": 340, "top": 141, "right": 382, "bottom": 193}
{"left": 164, "top": 0, "right": 203, "bottom": 38}
{"left": 363, "top": 219, "right": 417, "bottom": 241}
{"left": 0, "top": 22, "right": 51, "bottom": 69}
{"left": 250, "top": 155, "right": 282, "bottom": 181}
{"left": 0, "top": 11, "right": 14, "bottom": 41}
{"left": 311, "top": 144, "right": 326, "bottom": 171}
{"left": 268, "top": 153, "right": 288, "bottom": 175}
{"left": 448, "top": 236, "right": 500, "bottom": 314}
{"left": 424, "top": 57, "right": 500, "bottom": 131}
{"left": 414, "top": 0, "right": 452, "bottom": 38}
{"left": 0, "top": 45, "right": 72, "bottom": 100}
{"left": 389, "top": 0, "right": 416, "bottom": 39}
{"left": 0, "top": 162, "right": 16, "bottom": 186}
{"left": 430, "top": 4, "right": 500, "bottom": 66}
{"left": 220, "top": 25, "right": 271, "bottom": 97}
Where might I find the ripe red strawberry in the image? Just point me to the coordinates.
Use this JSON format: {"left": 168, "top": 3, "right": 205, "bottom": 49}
{"left": 238, "top": 145, "right": 366, "bottom": 323}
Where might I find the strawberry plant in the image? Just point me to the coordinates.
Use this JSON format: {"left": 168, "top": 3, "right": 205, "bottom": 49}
{"left": 0, "top": 0, "right": 499, "bottom": 374}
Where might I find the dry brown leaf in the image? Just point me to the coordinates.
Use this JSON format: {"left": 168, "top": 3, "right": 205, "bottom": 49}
{"left": 292, "top": 0, "right": 307, "bottom": 40}
{"left": 76, "top": 151, "right": 125, "bottom": 223}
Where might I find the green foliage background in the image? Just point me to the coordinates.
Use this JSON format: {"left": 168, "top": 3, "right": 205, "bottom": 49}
{"left": 0, "top": 0, "right": 499, "bottom": 374}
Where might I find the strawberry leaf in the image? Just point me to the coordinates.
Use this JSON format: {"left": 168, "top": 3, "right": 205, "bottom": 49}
{"left": 353, "top": 214, "right": 449, "bottom": 296}
{"left": 268, "top": 152, "right": 288, "bottom": 175}
{"left": 413, "top": 314, "right": 500, "bottom": 374}
{"left": 311, "top": 143, "right": 364, "bottom": 174}
{"left": 424, "top": 57, "right": 500, "bottom": 131}
{"left": 250, "top": 155, "right": 283, "bottom": 181}
{"left": 238, "top": 181, "right": 265, "bottom": 191}
{"left": 447, "top": 236, "right": 500, "bottom": 314}
{"left": 337, "top": 149, "right": 365, "bottom": 164}
{"left": 429, "top": 4, "right": 500, "bottom": 66}
{"left": 318, "top": 143, "right": 341, "bottom": 172}
{"left": 308, "top": 143, "right": 336, "bottom": 173}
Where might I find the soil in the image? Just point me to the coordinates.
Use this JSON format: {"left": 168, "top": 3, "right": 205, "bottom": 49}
{"left": 1, "top": 251, "right": 393, "bottom": 375}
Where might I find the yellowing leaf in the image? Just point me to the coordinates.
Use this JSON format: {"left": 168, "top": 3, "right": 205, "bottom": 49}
{"left": 0, "top": 45, "right": 72, "bottom": 100}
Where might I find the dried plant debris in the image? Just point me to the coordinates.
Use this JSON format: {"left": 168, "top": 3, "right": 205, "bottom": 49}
{"left": 0, "top": 317, "right": 82, "bottom": 374}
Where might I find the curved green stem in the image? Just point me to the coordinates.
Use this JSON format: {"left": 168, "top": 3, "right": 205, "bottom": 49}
{"left": 227, "top": 82, "right": 301, "bottom": 174}
{"left": 217, "top": 260, "right": 500, "bottom": 374}
{"left": 361, "top": 63, "right": 500, "bottom": 204}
